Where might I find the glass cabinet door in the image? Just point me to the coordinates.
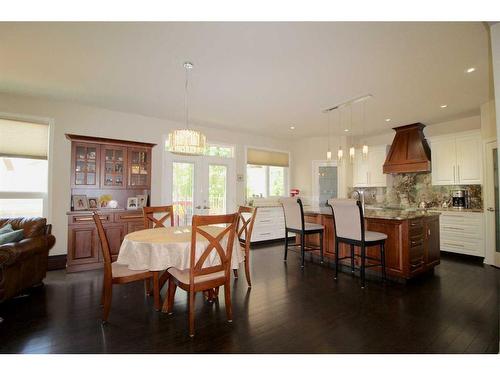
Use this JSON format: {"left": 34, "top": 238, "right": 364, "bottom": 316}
{"left": 128, "top": 148, "right": 150, "bottom": 188}
{"left": 72, "top": 143, "right": 100, "bottom": 188}
{"left": 101, "top": 146, "right": 127, "bottom": 189}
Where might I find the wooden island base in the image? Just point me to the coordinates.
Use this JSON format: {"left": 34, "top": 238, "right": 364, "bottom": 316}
{"left": 296, "top": 210, "right": 440, "bottom": 280}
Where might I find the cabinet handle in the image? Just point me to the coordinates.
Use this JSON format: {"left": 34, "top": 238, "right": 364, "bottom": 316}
{"left": 121, "top": 215, "right": 143, "bottom": 220}
{"left": 457, "top": 165, "right": 460, "bottom": 182}
{"left": 75, "top": 215, "right": 107, "bottom": 222}
{"left": 453, "top": 165, "right": 456, "bottom": 183}
{"left": 444, "top": 242, "right": 464, "bottom": 248}
{"left": 443, "top": 226, "right": 464, "bottom": 231}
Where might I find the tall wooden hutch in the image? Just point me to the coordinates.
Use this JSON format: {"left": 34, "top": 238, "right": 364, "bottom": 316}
{"left": 66, "top": 134, "right": 156, "bottom": 272}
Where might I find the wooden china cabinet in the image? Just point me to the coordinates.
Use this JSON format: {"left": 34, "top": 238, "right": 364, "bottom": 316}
{"left": 66, "top": 134, "right": 156, "bottom": 272}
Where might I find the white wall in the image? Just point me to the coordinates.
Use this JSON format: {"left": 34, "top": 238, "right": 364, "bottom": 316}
{"left": 0, "top": 93, "right": 293, "bottom": 255}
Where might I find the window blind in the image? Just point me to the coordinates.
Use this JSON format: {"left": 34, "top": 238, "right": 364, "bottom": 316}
{"left": 247, "top": 148, "right": 289, "bottom": 167}
{"left": 0, "top": 118, "right": 49, "bottom": 159}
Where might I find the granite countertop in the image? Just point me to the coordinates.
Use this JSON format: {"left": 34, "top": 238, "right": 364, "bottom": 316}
{"left": 425, "top": 207, "right": 483, "bottom": 213}
{"left": 304, "top": 207, "right": 441, "bottom": 221}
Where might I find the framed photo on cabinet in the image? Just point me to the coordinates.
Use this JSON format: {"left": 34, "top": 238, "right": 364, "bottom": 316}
{"left": 72, "top": 195, "right": 89, "bottom": 211}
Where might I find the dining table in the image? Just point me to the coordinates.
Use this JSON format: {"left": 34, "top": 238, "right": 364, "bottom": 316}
{"left": 117, "top": 225, "right": 245, "bottom": 310}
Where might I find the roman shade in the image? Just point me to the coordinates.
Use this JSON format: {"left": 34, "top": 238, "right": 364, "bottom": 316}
{"left": 247, "top": 148, "right": 289, "bottom": 167}
{"left": 0, "top": 118, "right": 49, "bottom": 160}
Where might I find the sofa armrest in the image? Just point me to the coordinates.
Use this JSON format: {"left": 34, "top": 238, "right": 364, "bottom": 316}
{"left": 0, "top": 235, "right": 53, "bottom": 267}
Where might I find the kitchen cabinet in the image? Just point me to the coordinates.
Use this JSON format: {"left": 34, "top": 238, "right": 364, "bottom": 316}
{"left": 250, "top": 206, "right": 293, "bottom": 242}
{"left": 430, "top": 131, "right": 482, "bottom": 185}
{"left": 430, "top": 210, "right": 485, "bottom": 257}
{"left": 352, "top": 145, "right": 388, "bottom": 188}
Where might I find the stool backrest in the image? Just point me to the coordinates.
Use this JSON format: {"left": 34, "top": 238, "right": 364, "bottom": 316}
{"left": 280, "top": 197, "right": 305, "bottom": 231}
{"left": 327, "top": 198, "right": 364, "bottom": 241}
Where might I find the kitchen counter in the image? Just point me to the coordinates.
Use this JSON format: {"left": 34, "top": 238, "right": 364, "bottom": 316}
{"left": 299, "top": 208, "right": 440, "bottom": 280}
{"left": 304, "top": 207, "right": 441, "bottom": 220}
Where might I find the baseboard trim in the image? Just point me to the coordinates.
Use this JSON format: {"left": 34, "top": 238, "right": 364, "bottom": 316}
{"left": 48, "top": 254, "right": 67, "bottom": 271}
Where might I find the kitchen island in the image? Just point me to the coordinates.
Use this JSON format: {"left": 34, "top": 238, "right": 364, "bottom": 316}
{"left": 298, "top": 208, "right": 441, "bottom": 280}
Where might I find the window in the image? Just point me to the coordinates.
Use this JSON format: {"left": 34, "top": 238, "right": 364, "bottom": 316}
{"left": 246, "top": 164, "right": 288, "bottom": 199}
{"left": 246, "top": 147, "right": 289, "bottom": 200}
{"left": 205, "top": 144, "right": 234, "bottom": 158}
{"left": 0, "top": 118, "right": 49, "bottom": 217}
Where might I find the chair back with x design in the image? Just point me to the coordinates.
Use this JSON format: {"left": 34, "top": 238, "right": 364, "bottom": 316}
{"left": 143, "top": 205, "right": 174, "bottom": 229}
{"left": 237, "top": 206, "right": 257, "bottom": 246}
{"left": 189, "top": 213, "right": 238, "bottom": 284}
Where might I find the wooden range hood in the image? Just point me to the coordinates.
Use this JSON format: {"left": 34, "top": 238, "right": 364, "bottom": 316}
{"left": 383, "top": 123, "right": 431, "bottom": 174}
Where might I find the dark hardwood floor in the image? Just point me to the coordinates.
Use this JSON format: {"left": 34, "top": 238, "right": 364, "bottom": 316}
{"left": 0, "top": 244, "right": 498, "bottom": 354}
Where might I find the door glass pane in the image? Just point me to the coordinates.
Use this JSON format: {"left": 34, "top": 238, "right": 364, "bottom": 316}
{"left": 172, "top": 162, "right": 194, "bottom": 226}
{"left": 246, "top": 164, "right": 267, "bottom": 199}
{"left": 269, "top": 166, "right": 285, "bottom": 196}
{"left": 208, "top": 165, "right": 227, "bottom": 215}
{"left": 493, "top": 148, "right": 499, "bottom": 252}
{"left": 318, "top": 166, "right": 338, "bottom": 207}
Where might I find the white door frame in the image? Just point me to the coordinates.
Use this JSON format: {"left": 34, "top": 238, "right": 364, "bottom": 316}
{"left": 311, "top": 160, "right": 340, "bottom": 207}
{"left": 162, "top": 138, "right": 236, "bottom": 215}
{"left": 483, "top": 139, "right": 500, "bottom": 266}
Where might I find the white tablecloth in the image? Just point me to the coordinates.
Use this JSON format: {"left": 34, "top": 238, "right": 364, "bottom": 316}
{"left": 117, "top": 226, "right": 244, "bottom": 272}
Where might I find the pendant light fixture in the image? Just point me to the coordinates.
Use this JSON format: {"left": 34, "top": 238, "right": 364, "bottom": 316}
{"left": 348, "top": 105, "right": 356, "bottom": 163}
{"left": 167, "top": 62, "right": 207, "bottom": 156}
{"left": 326, "top": 110, "right": 332, "bottom": 160}
{"left": 362, "top": 100, "right": 369, "bottom": 160}
{"left": 336, "top": 108, "right": 344, "bottom": 163}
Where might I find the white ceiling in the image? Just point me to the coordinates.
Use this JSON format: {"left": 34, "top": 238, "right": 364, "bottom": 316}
{"left": 0, "top": 22, "right": 492, "bottom": 138}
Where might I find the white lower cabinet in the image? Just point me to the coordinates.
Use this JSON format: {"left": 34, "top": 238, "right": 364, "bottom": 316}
{"left": 250, "top": 206, "right": 292, "bottom": 242}
{"left": 430, "top": 211, "right": 485, "bottom": 257}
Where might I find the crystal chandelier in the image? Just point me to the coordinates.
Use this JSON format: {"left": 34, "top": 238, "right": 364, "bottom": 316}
{"left": 167, "top": 62, "right": 207, "bottom": 156}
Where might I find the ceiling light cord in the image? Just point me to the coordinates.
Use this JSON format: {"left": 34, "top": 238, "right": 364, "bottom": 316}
{"left": 184, "top": 65, "right": 190, "bottom": 129}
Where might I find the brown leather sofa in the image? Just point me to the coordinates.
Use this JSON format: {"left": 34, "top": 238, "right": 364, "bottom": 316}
{"left": 0, "top": 217, "right": 56, "bottom": 303}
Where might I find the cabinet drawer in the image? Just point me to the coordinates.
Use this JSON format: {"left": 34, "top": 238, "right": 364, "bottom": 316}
{"left": 441, "top": 237, "right": 484, "bottom": 256}
{"left": 70, "top": 213, "right": 112, "bottom": 224}
{"left": 115, "top": 211, "right": 144, "bottom": 222}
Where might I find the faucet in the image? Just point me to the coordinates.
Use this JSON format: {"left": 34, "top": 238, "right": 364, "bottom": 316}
{"left": 351, "top": 189, "right": 365, "bottom": 214}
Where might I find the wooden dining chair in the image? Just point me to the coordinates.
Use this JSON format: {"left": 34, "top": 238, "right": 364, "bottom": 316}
{"left": 233, "top": 206, "right": 257, "bottom": 287}
{"left": 163, "top": 213, "right": 238, "bottom": 337}
{"left": 143, "top": 205, "right": 174, "bottom": 229}
{"left": 93, "top": 212, "right": 154, "bottom": 323}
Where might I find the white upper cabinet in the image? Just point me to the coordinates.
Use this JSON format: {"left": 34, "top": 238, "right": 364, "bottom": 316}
{"left": 455, "top": 134, "right": 483, "bottom": 184}
{"left": 431, "top": 138, "right": 457, "bottom": 185}
{"left": 430, "top": 131, "right": 482, "bottom": 186}
{"left": 352, "top": 145, "right": 388, "bottom": 188}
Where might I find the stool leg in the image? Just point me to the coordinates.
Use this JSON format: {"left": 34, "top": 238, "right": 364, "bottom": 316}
{"left": 360, "top": 243, "right": 366, "bottom": 289}
{"left": 319, "top": 231, "right": 324, "bottom": 264}
{"left": 300, "top": 232, "right": 305, "bottom": 268}
{"left": 350, "top": 244, "right": 355, "bottom": 273}
{"left": 381, "top": 242, "right": 387, "bottom": 283}
{"left": 334, "top": 239, "right": 339, "bottom": 280}
{"left": 284, "top": 229, "right": 289, "bottom": 261}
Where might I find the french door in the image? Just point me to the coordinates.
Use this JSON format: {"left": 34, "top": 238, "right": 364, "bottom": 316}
{"left": 165, "top": 154, "right": 235, "bottom": 226}
{"left": 484, "top": 140, "right": 500, "bottom": 267}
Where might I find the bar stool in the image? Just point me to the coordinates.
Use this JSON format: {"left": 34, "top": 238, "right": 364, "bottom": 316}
{"left": 280, "top": 197, "right": 324, "bottom": 268}
{"left": 327, "top": 198, "right": 387, "bottom": 288}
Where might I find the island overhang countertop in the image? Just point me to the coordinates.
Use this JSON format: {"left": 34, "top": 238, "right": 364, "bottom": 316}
{"left": 303, "top": 207, "right": 441, "bottom": 220}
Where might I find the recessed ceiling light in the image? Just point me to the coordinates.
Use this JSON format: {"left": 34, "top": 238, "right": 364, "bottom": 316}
{"left": 289, "top": 126, "right": 295, "bottom": 130}
{"left": 385, "top": 118, "right": 391, "bottom": 122}
{"left": 466, "top": 67, "right": 476, "bottom": 73}
{"left": 440, "top": 104, "right": 448, "bottom": 108}
{"left": 344, "top": 129, "right": 349, "bottom": 132}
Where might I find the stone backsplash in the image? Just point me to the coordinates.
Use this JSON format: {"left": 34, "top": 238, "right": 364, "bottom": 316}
{"left": 349, "top": 172, "right": 482, "bottom": 209}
